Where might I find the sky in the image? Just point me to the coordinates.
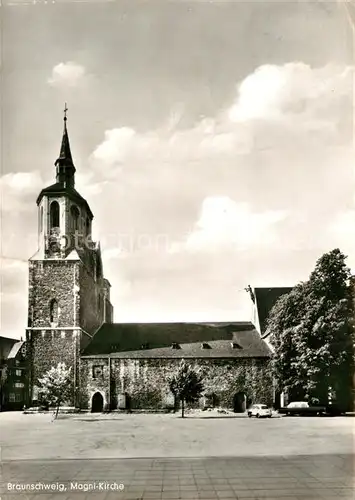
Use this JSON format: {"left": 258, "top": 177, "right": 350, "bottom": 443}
{"left": 1, "top": 0, "right": 355, "bottom": 339}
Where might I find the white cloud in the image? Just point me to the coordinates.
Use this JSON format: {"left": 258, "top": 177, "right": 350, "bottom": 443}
{"left": 181, "top": 197, "right": 287, "bottom": 252}
{"left": 91, "top": 127, "right": 136, "bottom": 166}
{"left": 76, "top": 171, "right": 107, "bottom": 197}
{"left": 90, "top": 63, "right": 352, "bottom": 181}
{"left": 228, "top": 63, "right": 352, "bottom": 123}
{"left": 0, "top": 171, "right": 44, "bottom": 212}
{"left": 2, "top": 62, "right": 353, "bottom": 330}
{"left": 48, "top": 62, "right": 86, "bottom": 88}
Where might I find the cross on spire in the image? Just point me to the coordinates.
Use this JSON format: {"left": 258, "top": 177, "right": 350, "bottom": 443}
{"left": 64, "top": 103, "right": 68, "bottom": 121}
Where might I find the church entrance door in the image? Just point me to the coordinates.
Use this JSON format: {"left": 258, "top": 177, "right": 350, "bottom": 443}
{"left": 91, "top": 392, "right": 104, "bottom": 413}
{"left": 233, "top": 392, "right": 247, "bottom": 413}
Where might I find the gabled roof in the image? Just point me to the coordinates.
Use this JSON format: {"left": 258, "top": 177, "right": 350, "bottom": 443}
{"left": 7, "top": 341, "right": 25, "bottom": 359}
{"left": 82, "top": 322, "right": 272, "bottom": 359}
{"left": 0, "top": 336, "right": 18, "bottom": 361}
{"left": 254, "top": 287, "right": 293, "bottom": 336}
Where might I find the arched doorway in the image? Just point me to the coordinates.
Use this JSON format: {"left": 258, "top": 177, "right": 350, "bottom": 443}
{"left": 233, "top": 392, "right": 247, "bottom": 413}
{"left": 91, "top": 392, "right": 104, "bottom": 413}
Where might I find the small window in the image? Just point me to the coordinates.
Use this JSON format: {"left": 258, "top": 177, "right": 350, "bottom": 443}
{"left": 92, "top": 365, "right": 103, "bottom": 379}
{"left": 140, "top": 343, "right": 149, "bottom": 350}
{"left": 15, "top": 394, "right": 22, "bottom": 402}
{"left": 49, "top": 299, "right": 59, "bottom": 324}
{"left": 9, "top": 393, "right": 15, "bottom": 402}
{"left": 50, "top": 201, "right": 60, "bottom": 228}
{"left": 231, "top": 342, "right": 242, "bottom": 349}
{"left": 171, "top": 342, "right": 181, "bottom": 349}
{"left": 15, "top": 369, "right": 22, "bottom": 376}
{"left": 201, "top": 342, "right": 211, "bottom": 349}
{"left": 15, "top": 382, "right": 24, "bottom": 389}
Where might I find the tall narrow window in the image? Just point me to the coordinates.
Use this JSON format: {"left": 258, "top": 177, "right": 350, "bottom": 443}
{"left": 70, "top": 205, "right": 80, "bottom": 231}
{"left": 86, "top": 217, "right": 91, "bottom": 235}
{"left": 39, "top": 206, "right": 43, "bottom": 233}
{"left": 50, "top": 201, "right": 60, "bottom": 228}
{"left": 49, "top": 299, "right": 59, "bottom": 324}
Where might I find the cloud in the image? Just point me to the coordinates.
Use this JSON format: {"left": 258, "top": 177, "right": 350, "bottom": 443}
{"left": 175, "top": 197, "right": 287, "bottom": 253}
{"left": 2, "top": 62, "right": 353, "bottom": 331}
{"left": 228, "top": 63, "right": 352, "bottom": 123}
{"left": 48, "top": 62, "right": 86, "bottom": 88}
{"left": 91, "top": 127, "right": 136, "bottom": 167}
{"left": 83, "top": 61, "right": 354, "bottom": 323}
{"left": 90, "top": 63, "right": 352, "bottom": 180}
{"left": 0, "top": 171, "right": 44, "bottom": 212}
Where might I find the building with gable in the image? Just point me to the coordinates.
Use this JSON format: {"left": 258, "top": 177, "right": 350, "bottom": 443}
{"left": 0, "top": 336, "right": 27, "bottom": 411}
{"left": 25, "top": 112, "right": 275, "bottom": 412}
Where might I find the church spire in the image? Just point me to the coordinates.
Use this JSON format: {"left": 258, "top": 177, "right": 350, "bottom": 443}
{"left": 55, "top": 104, "right": 76, "bottom": 187}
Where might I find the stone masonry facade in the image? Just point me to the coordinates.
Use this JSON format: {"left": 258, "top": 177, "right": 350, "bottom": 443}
{"left": 80, "top": 357, "right": 273, "bottom": 412}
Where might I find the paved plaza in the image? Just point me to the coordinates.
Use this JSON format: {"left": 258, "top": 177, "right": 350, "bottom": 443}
{"left": 0, "top": 412, "right": 354, "bottom": 499}
{"left": 2, "top": 455, "right": 354, "bottom": 500}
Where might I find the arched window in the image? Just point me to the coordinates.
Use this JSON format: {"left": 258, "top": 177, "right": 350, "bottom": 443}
{"left": 50, "top": 201, "right": 60, "bottom": 228}
{"left": 49, "top": 299, "right": 59, "bottom": 324}
{"left": 70, "top": 205, "right": 80, "bottom": 231}
{"left": 39, "top": 206, "right": 43, "bottom": 233}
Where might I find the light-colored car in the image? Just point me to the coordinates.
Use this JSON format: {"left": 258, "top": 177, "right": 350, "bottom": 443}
{"left": 287, "top": 401, "right": 309, "bottom": 409}
{"left": 247, "top": 404, "right": 272, "bottom": 418}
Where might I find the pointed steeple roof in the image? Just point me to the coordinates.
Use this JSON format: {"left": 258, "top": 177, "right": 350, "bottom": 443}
{"left": 36, "top": 105, "right": 93, "bottom": 218}
{"left": 55, "top": 103, "right": 74, "bottom": 166}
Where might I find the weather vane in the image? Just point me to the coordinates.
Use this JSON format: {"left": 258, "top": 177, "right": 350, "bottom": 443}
{"left": 64, "top": 103, "right": 68, "bottom": 121}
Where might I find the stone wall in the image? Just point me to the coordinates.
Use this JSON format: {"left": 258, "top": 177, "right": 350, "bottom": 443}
{"left": 26, "top": 328, "right": 91, "bottom": 407}
{"left": 78, "top": 264, "right": 104, "bottom": 335}
{"left": 28, "top": 260, "right": 78, "bottom": 328}
{"left": 80, "top": 357, "right": 273, "bottom": 411}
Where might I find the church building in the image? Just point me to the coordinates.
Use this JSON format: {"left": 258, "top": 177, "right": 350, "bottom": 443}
{"left": 26, "top": 112, "right": 274, "bottom": 413}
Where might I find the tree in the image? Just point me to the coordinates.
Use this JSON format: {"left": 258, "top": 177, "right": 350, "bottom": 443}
{"left": 168, "top": 360, "right": 204, "bottom": 418}
{"left": 266, "top": 249, "right": 354, "bottom": 408}
{"left": 38, "top": 362, "right": 72, "bottom": 419}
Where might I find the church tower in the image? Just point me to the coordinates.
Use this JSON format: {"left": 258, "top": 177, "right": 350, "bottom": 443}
{"left": 26, "top": 107, "right": 113, "bottom": 407}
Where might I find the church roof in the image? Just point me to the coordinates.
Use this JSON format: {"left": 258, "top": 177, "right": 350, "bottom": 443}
{"left": 82, "top": 322, "right": 272, "bottom": 359}
{"left": 36, "top": 183, "right": 93, "bottom": 218}
{"left": 56, "top": 112, "right": 73, "bottom": 166}
{"left": 254, "top": 287, "right": 293, "bottom": 336}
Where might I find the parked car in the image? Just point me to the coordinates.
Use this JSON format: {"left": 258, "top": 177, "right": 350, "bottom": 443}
{"left": 278, "top": 401, "right": 343, "bottom": 416}
{"left": 247, "top": 404, "right": 272, "bottom": 418}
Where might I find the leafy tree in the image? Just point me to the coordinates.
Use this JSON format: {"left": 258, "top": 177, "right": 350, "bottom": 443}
{"left": 38, "top": 362, "right": 72, "bottom": 419}
{"left": 168, "top": 360, "right": 204, "bottom": 418}
{"left": 266, "top": 249, "right": 354, "bottom": 408}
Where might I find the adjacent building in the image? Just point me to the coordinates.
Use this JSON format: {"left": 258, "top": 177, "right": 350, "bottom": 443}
{"left": 0, "top": 337, "right": 27, "bottom": 411}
